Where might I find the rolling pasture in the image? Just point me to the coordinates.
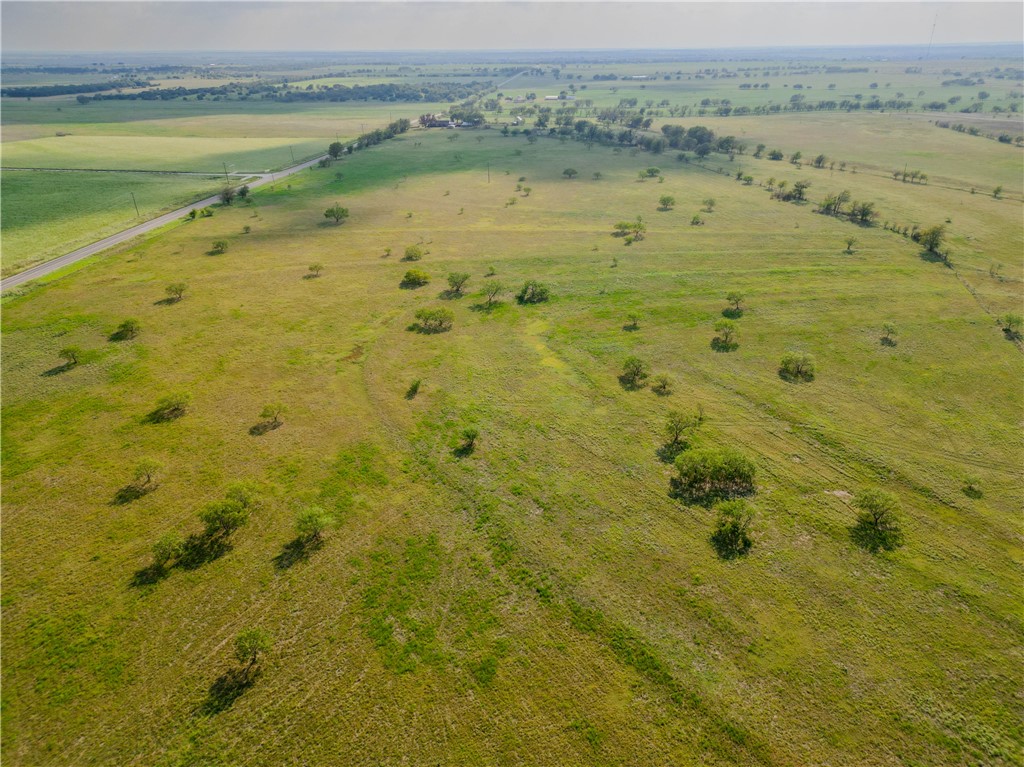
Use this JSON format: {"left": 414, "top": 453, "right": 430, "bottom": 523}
{"left": 2, "top": 123, "right": 1021, "bottom": 766}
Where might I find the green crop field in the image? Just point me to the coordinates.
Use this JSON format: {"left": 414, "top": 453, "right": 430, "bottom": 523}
{"left": 2, "top": 121, "right": 1021, "bottom": 766}
{"left": 0, "top": 170, "right": 228, "bottom": 275}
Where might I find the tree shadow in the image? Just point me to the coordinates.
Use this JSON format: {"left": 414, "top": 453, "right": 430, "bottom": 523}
{"left": 849, "top": 521, "right": 903, "bottom": 553}
{"left": 1002, "top": 328, "right": 1022, "bottom": 343}
{"left": 153, "top": 297, "right": 181, "bottom": 306}
{"left": 710, "top": 337, "right": 738, "bottom": 353}
{"left": 406, "top": 323, "right": 450, "bottom": 335}
{"left": 249, "top": 420, "right": 281, "bottom": 436}
{"left": 652, "top": 384, "right": 673, "bottom": 397}
{"left": 438, "top": 289, "right": 465, "bottom": 300}
{"left": 621, "top": 324, "right": 640, "bottom": 332}
{"left": 880, "top": 336, "right": 897, "bottom": 347}
{"left": 130, "top": 563, "right": 171, "bottom": 589}
{"left": 452, "top": 442, "right": 476, "bottom": 459}
{"left": 919, "top": 249, "right": 951, "bottom": 268}
{"left": 469, "top": 301, "right": 501, "bottom": 313}
{"left": 721, "top": 307, "right": 743, "bottom": 319}
{"left": 273, "top": 536, "right": 324, "bottom": 571}
{"left": 655, "top": 441, "right": 686, "bottom": 464}
{"left": 143, "top": 406, "right": 186, "bottom": 425}
{"left": 399, "top": 281, "right": 428, "bottom": 290}
{"left": 199, "top": 666, "right": 260, "bottom": 716}
{"left": 111, "top": 482, "right": 155, "bottom": 505}
{"left": 618, "top": 375, "right": 647, "bottom": 391}
{"left": 176, "top": 532, "right": 232, "bottom": 570}
{"left": 668, "top": 478, "right": 753, "bottom": 508}
{"left": 962, "top": 485, "right": 983, "bottom": 500}
{"left": 302, "top": 273, "right": 320, "bottom": 280}
{"left": 108, "top": 329, "right": 136, "bottom": 342}
{"left": 40, "top": 363, "right": 74, "bottom": 377}
{"left": 778, "top": 369, "right": 815, "bottom": 383}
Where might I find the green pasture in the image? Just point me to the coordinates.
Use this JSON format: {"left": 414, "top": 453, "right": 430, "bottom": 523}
{"left": 0, "top": 135, "right": 326, "bottom": 173}
{"left": 2, "top": 128, "right": 1021, "bottom": 765}
{"left": 0, "top": 170, "right": 225, "bottom": 275}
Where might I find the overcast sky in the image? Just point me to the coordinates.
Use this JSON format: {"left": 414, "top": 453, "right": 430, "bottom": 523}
{"left": 3, "top": 1, "right": 1022, "bottom": 53}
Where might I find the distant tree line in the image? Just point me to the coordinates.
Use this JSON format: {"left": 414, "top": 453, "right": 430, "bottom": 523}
{"left": 1, "top": 79, "right": 151, "bottom": 98}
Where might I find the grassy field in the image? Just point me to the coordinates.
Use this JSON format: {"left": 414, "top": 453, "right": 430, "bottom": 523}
{"left": 0, "top": 170, "right": 229, "bottom": 275}
{"left": 2, "top": 127, "right": 1021, "bottom": 765}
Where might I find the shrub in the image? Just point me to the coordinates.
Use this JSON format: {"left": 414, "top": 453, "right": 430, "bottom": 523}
{"left": 151, "top": 392, "right": 191, "bottom": 421}
{"left": 401, "top": 269, "right": 430, "bottom": 288}
{"left": 674, "top": 447, "right": 755, "bottom": 500}
{"left": 710, "top": 499, "right": 753, "bottom": 559}
{"left": 414, "top": 307, "right": 454, "bottom": 332}
{"left": 152, "top": 532, "right": 184, "bottom": 568}
{"left": 211, "top": 239, "right": 228, "bottom": 254}
{"left": 403, "top": 245, "right": 424, "bottom": 261}
{"left": 779, "top": 352, "right": 815, "bottom": 382}
{"left": 115, "top": 318, "right": 141, "bottom": 339}
{"left": 516, "top": 280, "right": 550, "bottom": 304}
{"left": 652, "top": 374, "right": 673, "bottom": 395}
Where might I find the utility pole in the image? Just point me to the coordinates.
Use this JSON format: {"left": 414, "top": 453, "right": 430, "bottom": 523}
{"left": 289, "top": 145, "right": 295, "bottom": 164}
{"left": 223, "top": 162, "right": 229, "bottom": 182}
{"left": 487, "top": 162, "right": 490, "bottom": 183}
{"left": 130, "top": 191, "right": 139, "bottom": 217}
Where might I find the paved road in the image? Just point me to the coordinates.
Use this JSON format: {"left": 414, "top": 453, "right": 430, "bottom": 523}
{"left": 1, "top": 153, "right": 327, "bottom": 291}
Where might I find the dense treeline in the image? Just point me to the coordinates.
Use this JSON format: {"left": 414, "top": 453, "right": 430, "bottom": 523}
{"left": 1, "top": 79, "right": 151, "bottom": 98}
{"left": 80, "top": 80, "right": 490, "bottom": 104}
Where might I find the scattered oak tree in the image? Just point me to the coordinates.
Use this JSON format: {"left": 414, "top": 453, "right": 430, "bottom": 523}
{"left": 483, "top": 281, "right": 506, "bottom": 306}
{"left": 620, "top": 356, "right": 650, "bottom": 388}
{"left": 165, "top": 282, "right": 188, "bottom": 302}
{"left": 562, "top": 168, "right": 579, "bottom": 180}
{"left": 401, "top": 269, "right": 430, "bottom": 288}
{"left": 296, "top": 505, "right": 333, "bottom": 543}
{"left": 516, "top": 280, "right": 550, "bottom": 304}
{"left": 234, "top": 628, "right": 272, "bottom": 670}
{"left": 58, "top": 346, "right": 83, "bottom": 367}
{"left": 446, "top": 272, "right": 470, "bottom": 295}
{"left": 851, "top": 488, "right": 903, "bottom": 552}
{"left": 308, "top": 263, "right": 324, "bottom": 277}
{"left": 324, "top": 203, "right": 350, "bottom": 224}
{"left": 710, "top": 499, "right": 754, "bottom": 559}
{"left": 673, "top": 446, "right": 756, "bottom": 501}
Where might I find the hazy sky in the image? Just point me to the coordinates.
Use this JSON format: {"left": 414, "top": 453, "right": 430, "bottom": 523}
{"left": 2, "top": 1, "right": 1022, "bottom": 53}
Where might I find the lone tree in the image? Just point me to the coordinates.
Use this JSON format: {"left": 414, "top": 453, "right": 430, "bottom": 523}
{"left": 779, "top": 352, "right": 816, "bottom": 382}
{"left": 58, "top": 346, "right": 83, "bottom": 366}
{"left": 220, "top": 186, "right": 236, "bottom": 205}
{"left": 324, "top": 203, "right": 350, "bottom": 224}
{"left": 151, "top": 532, "right": 183, "bottom": 569}
{"left": 562, "top": 168, "right": 579, "bottom": 180}
{"left": 710, "top": 499, "right": 754, "bottom": 559}
{"left": 620, "top": 356, "right": 650, "bottom": 388}
{"left": 414, "top": 307, "right": 455, "bottom": 332}
{"left": 403, "top": 245, "right": 424, "bottom": 261}
{"left": 665, "top": 410, "right": 700, "bottom": 446}
{"left": 199, "top": 498, "right": 250, "bottom": 538}
{"left": 447, "top": 272, "right": 470, "bottom": 295}
{"left": 658, "top": 195, "right": 676, "bottom": 210}
{"left": 516, "top": 280, "right": 550, "bottom": 304}
{"left": 918, "top": 224, "right": 945, "bottom": 254}
{"left": 211, "top": 239, "right": 229, "bottom": 254}
{"left": 626, "top": 313, "right": 640, "bottom": 330}
{"left": 483, "top": 281, "right": 506, "bottom": 306}
{"left": 851, "top": 488, "right": 903, "bottom": 552}
{"left": 703, "top": 198, "right": 716, "bottom": 212}
{"left": 674, "top": 446, "right": 756, "bottom": 500}
{"left": 260, "top": 403, "right": 286, "bottom": 427}
{"left": 328, "top": 141, "right": 344, "bottom": 159}
{"left": 726, "top": 291, "right": 744, "bottom": 314}
{"left": 308, "top": 263, "right": 324, "bottom": 277}
{"left": 166, "top": 282, "right": 188, "bottom": 302}
{"left": 881, "top": 322, "right": 898, "bottom": 345}
{"left": 234, "top": 628, "right": 272, "bottom": 670}
{"left": 652, "top": 374, "right": 673, "bottom": 395}
{"left": 116, "top": 318, "right": 141, "bottom": 339}
{"left": 296, "top": 505, "right": 333, "bottom": 543}
{"left": 998, "top": 313, "right": 1022, "bottom": 338}
{"left": 152, "top": 392, "right": 191, "bottom": 420}
{"left": 401, "top": 269, "right": 430, "bottom": 288}
{"left": 713, "top": 319, "right": 738, "bottom": 349}
{"left": 461, "top": 427, "right": 479, "bottom": 450}
{"left": 133, "top": 458, "right": 163, "bottom": 488}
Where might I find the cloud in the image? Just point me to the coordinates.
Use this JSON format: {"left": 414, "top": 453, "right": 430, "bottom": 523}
{"left": 2, "top": 1, "right": 1022, "bottom": 52}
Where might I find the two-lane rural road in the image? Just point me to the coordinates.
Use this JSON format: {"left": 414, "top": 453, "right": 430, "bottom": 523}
{"left": 1, "top": 153, "right": 327, "bottom": 292}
